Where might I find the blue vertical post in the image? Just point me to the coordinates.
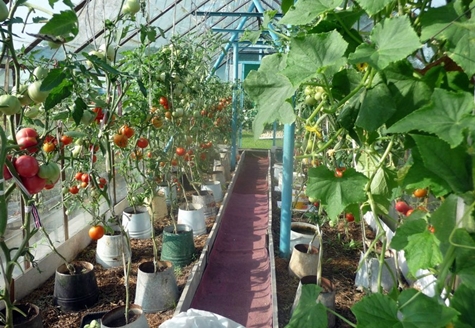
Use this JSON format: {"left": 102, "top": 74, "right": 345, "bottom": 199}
{"left": 279, "top": 123, "right": 295, "bottom": 258}
{"left": 230, "top": 43, "right": 239, "bottom": 171}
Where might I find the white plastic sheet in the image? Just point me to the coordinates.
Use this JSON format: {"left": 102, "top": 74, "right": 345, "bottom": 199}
{"left": 159, "top": 309, "right": 245, "bottom": 328}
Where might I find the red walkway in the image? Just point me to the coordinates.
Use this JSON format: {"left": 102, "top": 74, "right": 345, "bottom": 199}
{"left": 190, "top": 152, "right": 273, "bottom": 327}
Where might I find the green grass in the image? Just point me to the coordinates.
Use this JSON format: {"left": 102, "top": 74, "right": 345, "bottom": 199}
{"left": 240, "top": 130, "right": 284, "bottom": 149}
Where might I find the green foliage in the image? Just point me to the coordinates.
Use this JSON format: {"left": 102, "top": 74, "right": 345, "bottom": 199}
{"left": 244, "top": 0, "right": 475, "bottom": 325}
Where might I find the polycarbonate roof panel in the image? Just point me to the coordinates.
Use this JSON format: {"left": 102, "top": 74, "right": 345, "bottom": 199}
{"left": 19, "top": 0, "right": 282, "bottom": 68}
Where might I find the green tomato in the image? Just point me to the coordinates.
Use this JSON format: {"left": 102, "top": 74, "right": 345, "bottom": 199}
{"left": 38, "top": 162, "right": 61, "bottom": 184}
{"left": 33, "top": 67, "right": 49, "bottom": 80}
{"left": 47, "top": 41, "right": 61, "bottom": 49}
{"left": 304, "top": 86, "right": 314, "bottom": 96}
{"left": 172, "top": 108, "right": 184, "bottom": 117}
{"left": 72, "top": 145, "right": 83, "bottom": 157}
{"left": 28, "top": 81, "right": 50, "bottom": 104}
{"left": 13, "top": 84, "right": 33, "bottom": 106}
{"left": 0, "top": 1, "right": 8, "bottom": 22}
{"left": 24, "top": 106, "right": 40, "bottom": 118}
{"left": 304, "top": 95, "right": 317, "bottom": 106}
{"left": 0, "top": 95, "right": 22, "bottom": 115}
{"left": 122, "top": 0, "right": 140, "bottom": 15}
{"left": 99, "top": 43, "right": 115, "bottom": 61}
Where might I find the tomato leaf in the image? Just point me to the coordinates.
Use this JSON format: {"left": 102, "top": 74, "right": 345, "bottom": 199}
{"left": 281, "top": 31, "right": 348, "bottom": 87}
{"left": 430, "top": 194, "right": 457, "bottom": 250}
{"left": 286, "top": 284, "right": 327, "bottom": 328}
{"left": 281, "top": 0, "right": 294, "bottom": 14}
{"left": 279, "top": 0, "right": 341, "bottom": 26}
{"left": 243, "top": 54, "right": 296, "bottom": 139}
{"left": 387, "top": 89, "right": 475, "bottom": 148}
{"left": 452, "top": 229, "right": 475, "bottom": 289}
{"left": 451, "top": 283, "right": 475, "bottom": 326}
{"left": 357, "top": 0, "right": 394, "bottom": 16}
{"left": 44, "top": 79, "right": 72, "bottom": 111}
{"left": 72, "top": 98, "right": 87, "bottom": 126}
{"left": 405, "top": 229, "right": 443, "bottom": 276}
{"left": 411, "top": 134, "right": 472, "bottom": 194}
{"left": 391, "top": 219, "right": 427, "bottom": 251}
{"left": 39, "top": 10, "right": 78, "bottom": 40}
{"left": 419, "top": 3, "right": 459, "bottom": 42}
{"left": 40, "top": 68, "right": 66, "bottom": 91}
{"left": 355, "top": 82, "right": 397, "bottom": 131}
{"left": 306, "top": 166, "right": 368, "bottom": 222}
{"left": 348, "top": 16, "right": 420, "bottom": 70}
{"left": 351, "top": 293, "right": 401, "bottom": 328}
{"left": 398, "top": 289, "right": 458, "bottom": 328}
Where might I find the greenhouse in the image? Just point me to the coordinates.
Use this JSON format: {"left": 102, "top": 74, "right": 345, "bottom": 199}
{"left": 1, "top": 0, "right": 474, "bottom": 327}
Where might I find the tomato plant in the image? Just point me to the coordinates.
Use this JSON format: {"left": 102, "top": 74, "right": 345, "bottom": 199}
{"left": 88, "top": 225, "right": 105, "bottom": 240}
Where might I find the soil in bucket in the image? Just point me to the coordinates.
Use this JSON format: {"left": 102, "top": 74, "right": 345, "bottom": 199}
{"left": 53, "top": 261, "right": 99, "bottom": 312}
{"left": 0, "top": 303, "right": 43, "bottom": 328}
{"left": 101, "top": 304, "right": 148, "bottom": 328}
{"left": 160, "top": 224, "right": 195, "bottom": 268}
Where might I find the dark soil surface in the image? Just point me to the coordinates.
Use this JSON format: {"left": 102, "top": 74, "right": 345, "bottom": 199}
{"left": 20, "top": 166, "right": 368, "bottom": 327}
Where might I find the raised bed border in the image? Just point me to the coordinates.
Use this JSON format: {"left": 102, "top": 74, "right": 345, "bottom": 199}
{"left": 174, "top": 149, "right": 279, "bottom": 328}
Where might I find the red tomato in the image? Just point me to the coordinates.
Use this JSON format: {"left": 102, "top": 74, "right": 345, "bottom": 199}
{"left": 345, "top": 213, "right": 355, "bottom": 222}
{"left": 81, "top": 173, "right": 90, "bottom": 183}
{"left": 2, "top": 155, "right": 13, "bottom": 180}
{"left": 69, "top": 185, "right": 79, "bottom": 194}
{"left": 176, "top": 147, "right": 186, "bottom": 156}
{"left": 21, "top": 175, "right": 46, "bottom": 194}
{"left": 75, "top": 172, "right": 83, "bottom": 181}
{"left": 136, "top": 137, "right": 149, "bottom": 149}
{"left": 395, "top": 201, "right": 412, "bottom": 215}
{"left": 89, "top": 225, "right": 105, "bottom": 240}
{"left": 16, "top": 127, "right": 39, "bottom": 152}
{"left": 119, "top": 125, "right": 134, "bottom": 138}
{"left": 14, "top": 155, "right": 39, "bottom": 178}
{"left": 159, "top": 96, "right": 168, "bottom": 107}
{"left": 61, "top": 135, "right": 73, "bottom": 145}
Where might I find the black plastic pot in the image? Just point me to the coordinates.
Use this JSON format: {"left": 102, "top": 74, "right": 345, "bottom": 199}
{"left": 0, "top": 303, "right": 43, "bottom": 328}
{"left": 53, "top": 261, "right": 99, "bottom": 311}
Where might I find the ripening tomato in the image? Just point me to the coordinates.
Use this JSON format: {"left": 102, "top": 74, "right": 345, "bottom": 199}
{"left": 171, "top": 159, "right": 178, "bottom": 166}
{"left": 14, "top": 155, "right": 39, "bottom": 178}
{"left": 164, "top": 111, "right": 172, "bottom": 120}
{"left": 60, "top": 135, "right": 73, "bottom": 145}
{"left": 199, "top": 153, "right": 206, "bottom": 160}
{"left": 119, "top": 125, "right": 134, "bottom": 138}
{"left": 428, "top": 225, "right": 435, "bottom": 233}
{"left": 113, "top": 133, "right": 128, "bottom": 148}
{"left": 335, "top": 167, "right": 346, "bottom": 178}
{"left": 89, "top": 225, "right": 105, "bottom": 240}
{"left": 413, "top": 188, "right": 428, "bottom": 198}
{"left": 43, "top": 142, "right": 55, "bottom": 153}
{"left": 151, "top": 117, "right": 163, "bottom": 128}
{"left": 176, "top": 147, "right": 186, "bottom": 156}
{"left": 136, "top": 137, "right": 149, "bottom": 149}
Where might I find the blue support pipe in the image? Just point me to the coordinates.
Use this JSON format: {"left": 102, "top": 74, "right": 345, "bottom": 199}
{"left": 251, "top": 0, "right": 280, "bottom": 42}
{"left": 231, "top": 43, "right": 239, "bottom": 171}
{"left": 210, "top": 3, "right": 256, "bottom": 76}
{"left": 279, "top": 123, "right": 295, "bottom": 258}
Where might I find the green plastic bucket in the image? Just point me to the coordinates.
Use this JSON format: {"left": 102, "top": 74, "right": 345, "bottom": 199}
{"left": 160, "top": 224, "right": 195, "bottom": 268}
